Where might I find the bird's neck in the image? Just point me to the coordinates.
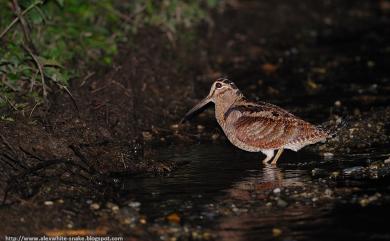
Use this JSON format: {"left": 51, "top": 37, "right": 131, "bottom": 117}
{"left": 214, "top": 94, "right": 243, "bottom": 125}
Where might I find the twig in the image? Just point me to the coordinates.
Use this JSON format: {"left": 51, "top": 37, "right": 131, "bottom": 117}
{"left": 1, "top": 95, "right": 18, "bottom": 111}
{"left": 55, "top": 83, "right": 79, "bottom": 113}
{"left": 1, "top": 74, "right": 19, "bottom": 92}
{"left": 111, "top": 80, "right": 131, "bottom": 97}
{"left": 30, "top": 69, "right": 38, "bottom": 92}
{"left": 12, "top": 0, "right": 33, "bottom": 48}
{"left": 2, "top": 153, "right": 28, "bottom": 169}
{"left": 22, "top": 43, "right": 47, "bottom": 100}
{"left": 19, "top": 147, "right": 93, "bottom": 174}
{"left": 0, "top": 134, "right": 16, "bottom": 155}
{"left": 0, "top": 0, "right": 43, "bottom": 39}
{"left": 98, "top": 1, "right": 145, "bottom": 23}
{"left": 29, "top": 101, "right": 40, "bottom": 118}
{"left": 0, "top": 156, "right": 20, "bottom": 171}
{"left": 68, "top": 145, "right": 98, "bottom": 174}
{"left": 79, "top": 71, "right": 95, "bottom": 87}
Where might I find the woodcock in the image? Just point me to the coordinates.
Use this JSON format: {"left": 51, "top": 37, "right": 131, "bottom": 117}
{"left": 182, "top": 78, "right": 333, "bottom": 165}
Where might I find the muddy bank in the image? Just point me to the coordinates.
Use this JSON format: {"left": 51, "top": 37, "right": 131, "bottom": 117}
{"left": 1, "top": 0, "right": 390, "bottom": 239}
{"left": 0, "top": 27, "right": 205, "bottom": 236}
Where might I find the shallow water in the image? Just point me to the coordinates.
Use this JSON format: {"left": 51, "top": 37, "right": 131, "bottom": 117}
{"left": 119, "top": 143, "right": 390, "bottom": 240}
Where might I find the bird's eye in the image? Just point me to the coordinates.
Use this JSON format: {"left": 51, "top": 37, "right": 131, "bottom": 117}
{"left": 215, "top": 82, "right": 222, "bottom": 89}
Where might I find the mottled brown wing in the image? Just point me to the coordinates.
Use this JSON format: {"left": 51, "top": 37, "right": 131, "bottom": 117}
{"left": 233, "top": 115, "right": 317, "bottom": 149}
{"left": 249, "top": 101, "right": 295, "bottom": 118}
{"left": 224, "top": 101, "right": 295, "bottom": 121}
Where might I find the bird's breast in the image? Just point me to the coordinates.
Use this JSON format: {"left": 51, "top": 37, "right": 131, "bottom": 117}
{"left": 216, "top": 109, "right": 264, "bottom": 152}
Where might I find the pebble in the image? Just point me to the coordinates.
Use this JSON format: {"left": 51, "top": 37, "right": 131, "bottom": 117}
{"left": 322, "top": 152, "right": 334, "bottom": 159}
{"left": 330, "top": 171, "right": 340, "bottom": 178}
{"left": 142, "top": 131, "right": 153, "bottom": 141}
{"left": 211, "top": 133, "right": 219, "bottom": 141}
{"left": 170, "top": 124, "right": 179, "bottom": 129}
{"left": 324, "top": 188, "right": 333, "bottom": 197}
{"left": 197, "top": 125, "right": 205, "bottom": 132}
{"left": 369, "top": 161, "right": 383, "bottom": 169}
{"left": 128, "top": 201, "right": 141, "bottom": 208}
{"left": 359, "top": 193, "right": 382, "bottom": 207}
{"left": 44, "top": 201, "right": 54, "bottom": 206}
{"left": 334, "top": 100, "right": 342, "bottom": 107}
{"left": 367, "top": 60, "right": 375, "bottom": 68}
{"left": 276, "top": 198, "right": 288, "bottom": 207}
{"left": 90, "top": 203, "right": 100, "bottom": 210}
{"left": 311, "top": 168, "right": 328, "bottom": 177}
{"left": 122, "top": 218, "right": 132, "bottom": 225}
{"left": 106, "top": 202, "right": 119, "bottom": 212}
{"left": 272, "top": 228, "right": 282, "bottom": 237}
{"left": 166, "top": 213, "right": 181, "bottom": 224}
{"left": 139, "top": 216, "right": 147, "bottom": 224}
{"left": 343, "top": 166, "right": 365, "bottom": 176}
{"left": 273, "top": 188, "right": 281, "bottom": 194}
{"left": 384, "top": 156, "right": 390, "bottom": 164}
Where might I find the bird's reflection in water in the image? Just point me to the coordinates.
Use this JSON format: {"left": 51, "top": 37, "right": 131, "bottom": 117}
{"left": 218, "top": 163, "right": 309, "bottom": 241}
{"left": 226, "top": 164, "right": 306, "bottom": 201}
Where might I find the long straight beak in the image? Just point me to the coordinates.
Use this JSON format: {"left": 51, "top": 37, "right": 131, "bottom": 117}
{"left": 180, "top": 95, "right": 212, "bottom": 123}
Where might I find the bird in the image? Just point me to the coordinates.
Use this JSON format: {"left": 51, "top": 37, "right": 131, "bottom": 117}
{"left": 181, "top": 78, "right": 335, "bottom": 165}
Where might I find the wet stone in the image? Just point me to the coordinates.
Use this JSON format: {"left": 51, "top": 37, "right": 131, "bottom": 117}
{"left": 142, "top": 131, "right": 153, "bottom": 141}
{"left": 312, "top": 168, "right": 328, "bottom": 178}
{"left": 343, "top": 166, "right": 365, "bottom": 177}
{"left": 128, "top": 201, "right": 141, "bottom": 209}
{"left": 44, "top": 201, "right": 54, "bottom": 206}
{"left": 273, "top": 188, "right": 281, "bottom": 194}
{"left": 170, "top": 124, "right": 180, "bottom": 129}
{"left": 90, "top": 203, "right": 100, "bottom": 210}
{"left": 384, "top": 156, "right": 390, "bottom": 164}
{"left": 272, "top": 228, "right": 282, "bottom": 237}
{"left": 324, "top": 188, "right": 333, "bottom": 197}
{"left": 197, "top": 125, "right": 205, "bottom": 132}
{"left": 166, "top": 212, "right": 181, "bottom": 224}
{"left": 322, "top": 152, "right": 334, "bottom": 159}
{"left": 334, "top": 100, "right": 342, "bottom": 107}
{"left": 211, "top": 133, "right": 219, "bottom": 141}
{"left": 106, "top": 202, "right": 120, "bottom": 212}
{"left": 330, "top": 171, "right": 341, "bottom": 178}
{"left": 276, "top": 198, "right": 288, "bottom": 207}
{"left": 369, "top": 161, "right": 384, "bottom": 169}
{"left": 359, "top": 193, "right": 382, "bottom": 207}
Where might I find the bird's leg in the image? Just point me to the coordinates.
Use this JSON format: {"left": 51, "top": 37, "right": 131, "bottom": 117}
{"left": 271, "top": 148, "right": 284, "bottom": 165}
{"left": 261, "top": 150, "right": 274, "bottom": 164}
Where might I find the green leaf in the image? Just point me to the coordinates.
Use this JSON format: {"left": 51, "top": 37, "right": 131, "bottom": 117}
{"left": 37, "top": 56, "right": 63, "bottom": 68}
{"left": 56, "top": 0, "right": 64, "bottom": 7}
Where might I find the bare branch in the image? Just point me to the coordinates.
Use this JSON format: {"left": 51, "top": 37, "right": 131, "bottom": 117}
{"left": 0, "top": 0, "right": 43, "bottom": 39}
{"left": 22, "top": 43, "right": 47, "bottom": 100}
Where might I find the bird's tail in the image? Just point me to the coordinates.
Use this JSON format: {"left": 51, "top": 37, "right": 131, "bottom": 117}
{"left": 317, "top": 116, "right": 349, "bottom": 139}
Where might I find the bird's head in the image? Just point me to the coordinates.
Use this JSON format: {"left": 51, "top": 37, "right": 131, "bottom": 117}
{"left": 181, "top": 78, "right": 243, "bottom": 122}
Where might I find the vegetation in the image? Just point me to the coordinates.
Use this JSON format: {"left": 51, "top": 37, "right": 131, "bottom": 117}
{"left": 0, "top": 0, "right": 220, "bottom": 112}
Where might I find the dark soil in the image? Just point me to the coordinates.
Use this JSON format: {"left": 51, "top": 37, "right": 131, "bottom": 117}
{"left": 1, "top": 0, "right": 390, "bottom": 240}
